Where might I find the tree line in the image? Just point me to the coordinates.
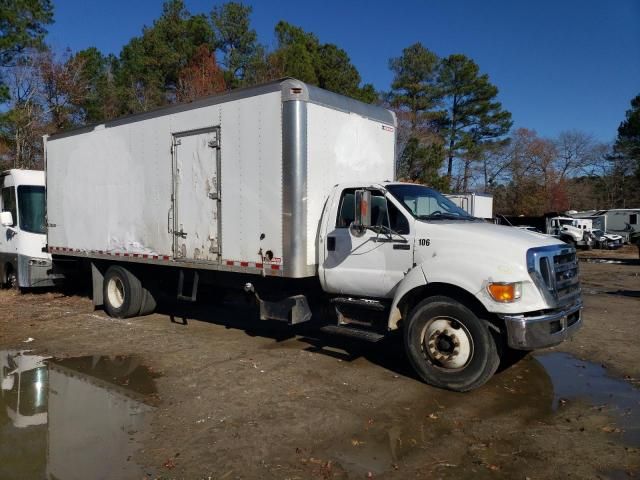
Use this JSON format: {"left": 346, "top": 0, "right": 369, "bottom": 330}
{"left": 0, "top": 0, "right": 638, "bottom": 214}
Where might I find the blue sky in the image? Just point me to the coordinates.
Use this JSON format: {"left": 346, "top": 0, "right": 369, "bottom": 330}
{"left": 45, "top": 0, "right": 639, "bottom": 142}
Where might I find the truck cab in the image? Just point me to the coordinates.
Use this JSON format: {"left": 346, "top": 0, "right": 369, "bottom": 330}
{"left": 547, "top": 216, "right": 593, "bottom": 249}
{"left": 0, "top": 170, "right": 54, "bottom": 288}
{"left": 318, "top": 182, "right": 582, "bottom": 391}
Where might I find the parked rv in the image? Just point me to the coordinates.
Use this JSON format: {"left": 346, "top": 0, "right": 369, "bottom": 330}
{"left": 0, "top": 170, "right": 56, "bottom": 288}
{"left": 43, "top": 79, "right": 582, "bottom": 391}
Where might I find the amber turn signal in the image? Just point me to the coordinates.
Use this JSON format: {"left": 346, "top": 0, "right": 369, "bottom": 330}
{"left": 487, "top": 282, "right": 522, "bottom": 303}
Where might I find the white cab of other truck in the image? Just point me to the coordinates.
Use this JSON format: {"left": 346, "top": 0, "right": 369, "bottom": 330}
{"left": 0, "top": 170, "right": 53, "bottom": 288}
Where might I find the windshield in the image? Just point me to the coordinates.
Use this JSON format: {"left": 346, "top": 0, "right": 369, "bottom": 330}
{"left": 386, "top": 184, "right": 474, "bottom": 220}
{"left": 17, "top": 186, "right": 46, "bottom": 234}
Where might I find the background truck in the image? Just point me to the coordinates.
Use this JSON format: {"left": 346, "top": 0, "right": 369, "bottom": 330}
{"left": 44, "top": 78, "right": 582, "bottom": 391}
{"left": 571, "top": 218, "right": 623, "bottom": 249}
{"left": 571, "top": 209, "right": 639, "bottom": 243}
{"left": 0, "top": 170, "right": 55, "bottom": 288}
{"left": 546, "top": 216, "right": 594, "bottom": 249}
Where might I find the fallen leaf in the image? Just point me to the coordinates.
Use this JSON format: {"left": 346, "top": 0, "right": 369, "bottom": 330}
{"left": 601, "top": 426, "right": 621, "bottom": 433}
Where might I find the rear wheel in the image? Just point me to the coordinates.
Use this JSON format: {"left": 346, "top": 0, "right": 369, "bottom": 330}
{"left": 404, "top": 296, "right": 499, "bottom": 392}
{"left": 103, "top": 265, "right": 143, "bottom": 318}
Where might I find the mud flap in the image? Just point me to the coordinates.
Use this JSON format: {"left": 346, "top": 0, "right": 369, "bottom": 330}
{"left": 91, "top": 262, "right": 104, "bottom": 309}
{"left": 258, "top": 295, "right": 312, "bottom": 325}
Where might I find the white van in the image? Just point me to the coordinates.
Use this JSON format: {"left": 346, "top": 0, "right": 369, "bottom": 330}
{"left": 0, "top": 169, "right": 54, "bottom": 288}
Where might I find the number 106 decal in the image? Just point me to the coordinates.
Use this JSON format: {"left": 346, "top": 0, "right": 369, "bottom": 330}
{"left": 418, "top": 238, "right": 431, "bottom": 246}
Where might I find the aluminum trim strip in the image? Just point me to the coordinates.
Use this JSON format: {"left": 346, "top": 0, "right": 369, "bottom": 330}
{"left": 281, "top": 100, "right": 309, "bottom": 278}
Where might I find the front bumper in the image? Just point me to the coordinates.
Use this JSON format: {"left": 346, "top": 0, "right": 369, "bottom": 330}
{"left": 499, "top": 300, "right": 583, "bottom": 350}
{"left": 17, "top": 255, "right": 59, "bottom": 288}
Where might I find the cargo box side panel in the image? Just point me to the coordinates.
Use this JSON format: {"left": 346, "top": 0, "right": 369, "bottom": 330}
{"left": 47, "top": 91, "right": 283, "bottom": 266}
{"left": 306, "top": 104, "right": 395, "bottom": 266}
{"left": 46, "top": 122, "right": 174, "bottom": 256}
{"left": 217, "top": 92, "right": 283, "bottom": 265}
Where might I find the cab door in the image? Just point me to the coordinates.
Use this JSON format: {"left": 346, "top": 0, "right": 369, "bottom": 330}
{"left": 322, "top": 188, "right": 414, "bottom": 298}
{"left": 0, "top": 181, "right": 18, "bottom": 283}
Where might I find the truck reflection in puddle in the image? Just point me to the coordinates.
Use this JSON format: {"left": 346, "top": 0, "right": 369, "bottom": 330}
{"left": 0, "top": 351, "right": 156, "bottom": 480}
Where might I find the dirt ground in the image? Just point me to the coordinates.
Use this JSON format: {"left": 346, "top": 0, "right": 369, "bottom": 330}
{"left": 0, "top": 246, "right": 639, "bottom": 479}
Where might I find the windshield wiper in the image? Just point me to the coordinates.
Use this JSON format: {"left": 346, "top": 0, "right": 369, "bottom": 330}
{"left": 418, "top": 212, "right": 473, "bottom": 221}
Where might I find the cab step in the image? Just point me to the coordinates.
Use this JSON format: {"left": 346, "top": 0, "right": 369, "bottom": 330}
{"left": 330, "top": 297, "right": 386, "bottom": 311}
{"left": 319, "top": 324, "right": 385, "bottom": 343}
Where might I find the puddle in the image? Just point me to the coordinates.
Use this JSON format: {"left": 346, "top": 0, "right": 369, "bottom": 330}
{"left": 536, "top": 352, "right": 640, "bottom": 446}
{"left": 319, "top": 353, "right": 640, "bottom": 476}
{"left": 581, "top": 258, "right": 637, "bottom": 265}
{"left": 0, "top": 351, "right": 158, "bottom": 480}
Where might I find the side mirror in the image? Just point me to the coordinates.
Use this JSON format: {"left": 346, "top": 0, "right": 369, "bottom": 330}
{"left": 0, "top": 211, "right": 13, "bottom": 227}
{"left": 350, "top": 189, "right": 371, "bottom": 237}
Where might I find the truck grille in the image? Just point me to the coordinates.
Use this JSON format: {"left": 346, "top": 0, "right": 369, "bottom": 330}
{"left": 527, "top": 246, "right": 581, "bottom": 307}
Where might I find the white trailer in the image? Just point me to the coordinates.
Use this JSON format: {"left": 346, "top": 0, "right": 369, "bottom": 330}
{"left": 44, "top": 79, "right": 582, "bottom": 392}
{"left": 0, "top": 169, "right": 55, "bottom": 288}
{"left": 445, "top": 193, "right": 493, "bottom": 219}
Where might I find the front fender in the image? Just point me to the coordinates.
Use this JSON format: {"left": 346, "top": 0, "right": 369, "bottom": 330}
{"left": 387, "top": 257, "right": 550, "bottom": 330}
{"left": 388, "top": 265, "right": 427, "bottom": 330}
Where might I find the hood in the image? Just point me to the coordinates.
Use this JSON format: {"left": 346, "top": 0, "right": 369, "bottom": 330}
{"left": 602, "top": 233, "right": 622, "bottom": 240}
{"left": 417, "top": 220, "right": 562, "bottom": 249}
{"left": 413, "top": 220, "right": 565, "bottom": 280}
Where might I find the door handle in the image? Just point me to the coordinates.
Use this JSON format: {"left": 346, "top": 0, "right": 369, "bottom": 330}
{"left": 393, "top": 244, "right": 410, "bottom": 250}
{"left": 174, "top": 230, "right": 187, "bottom": 239}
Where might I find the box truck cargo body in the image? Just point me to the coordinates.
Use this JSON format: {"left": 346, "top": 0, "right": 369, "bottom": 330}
{"left": 43, "top": 79, "right": 583, "bottom": 392}
{"left": 45, "top": 79, "right": 394, "bottom": 278}
{"left": 444, "top": 193, "right": 493, "bottom": 220}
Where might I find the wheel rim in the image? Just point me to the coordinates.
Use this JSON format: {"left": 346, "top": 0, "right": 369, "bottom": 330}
{"left": 420, "top": 316, "right": 474, "bottom": 371}
{"left": 107, "top": 277, "right": 125, "bottom": 309}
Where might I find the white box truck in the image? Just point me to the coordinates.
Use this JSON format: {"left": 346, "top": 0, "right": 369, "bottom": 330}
{"left": 0, "top": 169, "right": 55, "bottom": 288}
{"left": 44, "top": 79, "right": 582, "bottom": 391}
{"left": 445, "top": 193, "right": 493, "bottom": 219}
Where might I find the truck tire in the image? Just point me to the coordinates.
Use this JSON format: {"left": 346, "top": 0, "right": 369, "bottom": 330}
{"left": 0, "top": 265, "right": 18, "bottom": 290}
{"left": 103, "top": 265, "right": 143, "bottom": 318}
{"left": 404, "top": 296, "right": 500, "bottom": 392}
{"left": 5, "top": 270, "right": 17, "bottom": 290}
{"left": 138, "top": 284, "right": 157, "bottom": 316}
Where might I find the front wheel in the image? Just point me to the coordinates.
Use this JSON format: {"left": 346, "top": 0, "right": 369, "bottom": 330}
{"left": 404, "top": 296, "right": 500, "bottom": 392}
{"left": 6, "top": 270, "right": 18, "bottom": 289}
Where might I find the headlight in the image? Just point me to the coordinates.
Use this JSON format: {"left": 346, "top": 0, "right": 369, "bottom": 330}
{"left": 487, "top": 282, "right": 522, "bottom": 303}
